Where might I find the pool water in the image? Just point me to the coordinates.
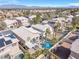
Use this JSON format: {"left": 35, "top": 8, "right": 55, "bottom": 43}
{"left": 42, "top": 40, "right": 52, "bottom": 49}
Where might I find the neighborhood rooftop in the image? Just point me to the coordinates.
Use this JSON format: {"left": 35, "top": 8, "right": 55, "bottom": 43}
{"left": 12, "top": 26, "right": 41, "bottom": 40}
{"left": 0, "top": 30, "right": 19, "bottom": 48}
{"left": 51, "top": 30, "right": 79, "bottom": 59}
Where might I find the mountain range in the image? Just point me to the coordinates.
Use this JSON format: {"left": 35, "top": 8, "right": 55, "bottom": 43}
{"left": 0, "top": 4, "right": 79, "bottom": 9}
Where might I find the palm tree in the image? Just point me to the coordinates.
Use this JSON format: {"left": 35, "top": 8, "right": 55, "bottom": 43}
{"left": 53, "top": 23, "right": 59, "bottom": 38}
{"left": 52, "top": 23, "right": 60, "bottom": 44}
{"left": 45, "top": 28, "right": 51, "bottom": 37}
{"left": 42, "top": 49, "right": 49, "bottom": 56}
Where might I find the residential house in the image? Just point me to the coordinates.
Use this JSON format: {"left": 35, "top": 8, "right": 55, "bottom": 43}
{"left": 52, "top": 17, "right": 73, "bottom": 31}
{"left": 12, "top": 26, "right": 42, "bottom": 54}
{"left": 0, "top": 30, "right": 21, "bottom": 59}
{"left": 29, "top": 15, "right": 36, "bottom": 20}
{"left": 75, "top": 12, "right": 79, "bottom": 16}
{"left": 3, "top": 19, "right": 20, "bottom": 29}
{"left": 75, "top": 14, "right": 79, "bottom": 17}
{"left": 32, "top": 24, "right": 54, "bottom": 36}
{"left": 16, "top": 16, "right": 29, "bottom": 26}
{"left": 50, "top": 30, "right": 79, "bottom": 59}
{"left": 68, "top": 39, "right": 79, "bottom": 59}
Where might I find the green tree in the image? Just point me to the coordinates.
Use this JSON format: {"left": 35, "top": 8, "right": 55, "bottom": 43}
{"left": 46, "top": 28, "right": 51, "bottom": 35}
{"left": 23, "top": 10, "right": 30, "bottom": 17}
{"left": 33, "top": 14, "right": 41, "bottom": 24}
{"left": 42, "top": 49, "right": 49, "bottom": 56}
{"left": 23, "top": 53, "right": 30, "bottom": 59}
{"left": 72, "top": 16, "right": 79, "bottom": 30}
{"left": 52, "top": 37, "right": 58, "bottom": 45}
{"left": 46, "top": 12, "right": 52, "bottom": 20}
{"left": 53, "top": 24, "right": 59, "bottom": 38}
{"left": 0, "top": 21, "right": 6, "bottom": 30}
{"left": 56, "top": 21, "right": 61, "bottom": 32}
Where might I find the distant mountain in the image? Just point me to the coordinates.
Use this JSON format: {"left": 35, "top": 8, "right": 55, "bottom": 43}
{"left": 0, "top": 4, "right": 79, "bottom": 9}
{"left": 0, "top": 4, "right": 27, "bottom": 9}
{"left": 52, "top": 6, "right": 79, "bottom": 8}
{"left": 0, "top": 4, "right": 49, "bottom": 9}
{"left": 67, "top": 6, "right": 79, "bottom": 8}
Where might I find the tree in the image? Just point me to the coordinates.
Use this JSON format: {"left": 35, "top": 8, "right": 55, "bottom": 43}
{"left": 23, "top": 10, "right": 30, "bottom": 17}
{"left": 42, "top": 49, "right": 49, "bottom": 56}
{"left": 46, "top": 12, "right": 52, "bottom": 20}
{"left": 72, "top": 16, "right": 79, "bottom": 30}
{"left": 46, "top": 28, "right": 51, "bottom": 35}
{"left": 33, "top": 14, "right": 41, "bottom": 24}
{"left": 0, "top": 21, "right": 6, "bottom": 30}
{"left": 53, "top": 24, "right": 58, "bottom": 38}
{"left": 70, "top": 10, "right": 76, "bottom": 16}
{"left": 23, "top": 53, "right": 30, "bottom": 59}
{"left": 56, "top": 21, "right": 61, "bottom": 32}
{"left": 0, "top": 16, "right": 5, "bottom": 21}
{"left": 51, "top": 37, "right": 58, "bottom": 45}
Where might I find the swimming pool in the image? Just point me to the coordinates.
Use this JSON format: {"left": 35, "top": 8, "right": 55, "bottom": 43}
{"left": 42, "top": 40, "right": 52, "bottom": 49}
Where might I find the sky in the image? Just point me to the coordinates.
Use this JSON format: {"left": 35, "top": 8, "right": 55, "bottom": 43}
{"left": 0, "top": 0, "right": 79, "bottom": 7}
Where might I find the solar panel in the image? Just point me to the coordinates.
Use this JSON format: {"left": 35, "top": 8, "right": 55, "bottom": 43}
{"left": 0, "top": 33, "right": 2, "bottom": 36}
{"left": 8, "top": 34, "right": 16, "bottom": 39}
{"left": 0, "top": 39, "right": 5, "bottom": 48}
{"left": 5, "top": 40, "right": 12, "bottom": 45}
{"left": 0, "top": 38, "right": 5, "bottom": 41}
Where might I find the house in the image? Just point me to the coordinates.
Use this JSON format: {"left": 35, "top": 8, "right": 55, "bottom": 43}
{"left": 66, "top": 15, "right": 73, "bottom": 23}
{"left": 3, "top": 19, "right": 20, "bottom": 29}
{"left": 52, "top": 17, "right": 72, "bottom": 31}
{"left": 75, "top": 12, "right": 79, "bottom": 16}
{"left": 52, "top": 17, "right": 66, "bottom": 24}
{"left": 65, "top": 17, "right": 73, "bottom": 28}
{"left": 68, "top": 39, "right": 79, "bottom": 59}
{"left": 50, "top": 30, "right": 79, "bottom": 59}
{"left": 48, "top": 16, "right": 72, "bottom": 33}
{"left": 32, "top": 24, "right": 54, "bottom": 36}
{"left": 29, "top": 15, "right": 36, "bottom": 20}
{"left": 12, "top": 26, "right": 41, "bottom": 43}
{"left": 12, "top": 26, "right": 41, "bottom": 48}
{"left": 67, "top": 15, "right": 73, "bottom": 18}
{"left": 16, "top": 16, "right": 29, "bottom": 26}
{"left": 42, "top": 20, "right": 48, "bottom": 24}
{"left": 12, "top": 26, "right": 42, "bottom": 54}
{"left": 0, "top": 30, "right": 21, "bottom": 59}
{"left": 75, "top": 14, "right": 79, "bottom": 17}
